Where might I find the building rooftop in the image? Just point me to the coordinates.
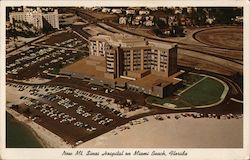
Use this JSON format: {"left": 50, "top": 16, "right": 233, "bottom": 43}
{"left": 61, "top": 56, "right": 131, "bottom": 85}
{"left": 89, "top": 33, "right": 176, "bottom": 50}
{"left": 127, "top": 72, "right": 182, "bottom": 90}
{"left": 62, "top": 55, "right": 182, "bottom": 91}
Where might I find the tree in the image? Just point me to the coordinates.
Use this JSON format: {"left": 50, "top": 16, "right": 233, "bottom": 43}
{"left": 214, "top": 8, "right": 237, "bottom": 24}
{"left": 155, "top": 18, "right": 166, "bottom": 29}
{"left": 153, "top": 28, "right": 163, "bottom": 37}
{"left": 190, "top": 8, "right": 207, "bottom": 26}
{"left": 231, "top": 72, "right": 243, "bottom": 89}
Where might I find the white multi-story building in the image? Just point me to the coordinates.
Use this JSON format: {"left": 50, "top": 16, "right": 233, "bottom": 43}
{"left": 87, "top": 33, "right": 182, "bottom": 98}
{"left": 42, "top": 10, "right": 59, "bottom": 29}
{"left": 89, "top": 34, "right": 178, "bottom": 79}
{"left": 9, "top": 7, "right": 59, "bottom": 29}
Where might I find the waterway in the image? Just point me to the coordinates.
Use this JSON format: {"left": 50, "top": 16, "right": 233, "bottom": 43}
{"left": 6, "top": 113, "right": 43, "bottom": 148}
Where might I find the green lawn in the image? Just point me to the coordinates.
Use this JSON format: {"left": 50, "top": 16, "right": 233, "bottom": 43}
{"left": 175, "top": 73, "right": 204, "bottom": 95}
{"left": 182, "top": 73, "right": 204, "bottom": 85}
{"left": 181, "top": 77, "right": 224, "bottom": 106}
{"left": 146, "top": 75, "right": 225, "bottom": 108}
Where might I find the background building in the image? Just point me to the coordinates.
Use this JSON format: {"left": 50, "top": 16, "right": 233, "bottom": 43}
{"left": 9, "top": 7, "right": 59, "bottom": 29}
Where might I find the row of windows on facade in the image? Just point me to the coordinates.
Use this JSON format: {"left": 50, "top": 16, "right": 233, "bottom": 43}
{"left": 91, "top": 49, "right": 169, "bottom": 59}
{"left": 91, "top": 46, "right": 169, "bottom": 54}
{"left": 91, "top": 42, "right": 168, "bottom": 52}
{"left": 123, "top": 66, "right": 169, "bottom": 72}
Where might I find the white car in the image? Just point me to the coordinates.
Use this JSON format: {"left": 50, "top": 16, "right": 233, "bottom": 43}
{"left": 91, "top": 87, "right": 97, "bottom": 91}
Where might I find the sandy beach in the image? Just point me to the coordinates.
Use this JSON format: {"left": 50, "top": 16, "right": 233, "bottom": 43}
{"left": 6, "top": 108, "right": 71, "bottom": 148}
{"left": 6, "top": 84, "right": 243, "bottom": 148}
{"left": 77, "top": 113, "right": 243, "bottom": 148}
{"left": 6, "top": 85, "right": 71, "bottom": 148}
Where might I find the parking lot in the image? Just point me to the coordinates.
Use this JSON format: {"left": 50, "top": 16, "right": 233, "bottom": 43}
{"left": 49, "top": 77, "right": 147, "bottom": 107}
{"left": 6, "top": 28, "right": 154, "bottom": 146}
{"left": 36, "top": 31, "right": 87, "bottom": 48}
{"left": 6, "top": 31, "right": 88, "bottom": 80}
{"left": 7, "top": 82, "right": 148, "bottom": 146}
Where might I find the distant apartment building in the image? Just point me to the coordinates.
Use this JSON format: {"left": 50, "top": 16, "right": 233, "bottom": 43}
{"left": 9, "top": 7, "right": 59, "bottom": 29}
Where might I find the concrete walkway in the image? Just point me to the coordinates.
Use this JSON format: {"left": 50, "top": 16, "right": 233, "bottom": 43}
{"left": 230, "top": 98, "right": 243, "bottom": 103}
{"left": 73, "top": 30, "right": 90, "bottom": 42}
{"left": 177, "top": 76, "right": 207, "bottom": 96}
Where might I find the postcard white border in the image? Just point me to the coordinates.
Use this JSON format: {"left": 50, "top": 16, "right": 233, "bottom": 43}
{"left": 0, "top": 1, "right": 249, "bottom": 160}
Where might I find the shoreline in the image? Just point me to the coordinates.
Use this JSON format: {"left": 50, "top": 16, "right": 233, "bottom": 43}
{"left": 5, "top": 83, "right": 243, "bottom": 148}
{"left": 6, "top": 112, "right": 45, "bottom": 148}
{"left": 6, "top": 108, "right": 71, "bottom": 148}
{"left": 6, "top": 106, "right": 243, "bottom": 148}
{"left": 6, "top": 84, "right": 72, "bottom": 148}
{"left": 7, "top": 109, "right": 49, "bottom": 148}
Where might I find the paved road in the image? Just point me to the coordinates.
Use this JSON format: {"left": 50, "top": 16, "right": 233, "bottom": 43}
{"left": 31, "top": 43, "right": 89, "bottom": 53}
{"left": 6, "top": 32, "right": 54, "bottom": 54}
{"left": 105, "top": 21, "right": 243, "bottom": 63}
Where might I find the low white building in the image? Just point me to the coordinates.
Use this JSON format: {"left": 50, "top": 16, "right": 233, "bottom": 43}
{"left": 135, "top": 15, "right": 142, "bottom": 20}
{"left": 149, "top": 7, "right": 158, "bottom": 11}
{"left": 126, "top": 9, "right": 136, "bottom": 15}
{"left": 235, "top": 16, "right": 243, "bottom": 23}
{"left": 102, "top": 8, "right": 111, "bottom": 13}
{"left": 111, "top": 9, "right": 122, "bottom": 14}
{"left": 168, "top": 16, "right": 177, "bottom": 26}
{"left": 144, "top": 20, "right": 154, "bottom": 26}
{"left": 174, "top": 8, "right": 182, "bottom": 14}
{"left": 119, "top": 17, "right": 127, "bottom": 25}
{"left": 91, "top": 7, "right": 99, "bottom": 11}
{"left": 187, "top": 7, "right": 193, "bottom": 14}
{"left": 206, "top": 17, "right": 215, "bottom": 24}
{"left": 145, "top": 15, "right": 154, "bottom": 21}
{"left": 132, "top": 19, "right": 140, "bottom": 25}
{"left": 139, "top": 10, "right": 150, "bottom": 15}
